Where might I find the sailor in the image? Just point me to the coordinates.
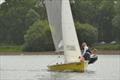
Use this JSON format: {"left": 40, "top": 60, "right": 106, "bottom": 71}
{"left": 81, "top": 42, "right": 91, "bottom": 61}
{"left": 91, "top": 48, "right": 97, "bottom": 58}
{"left": 88, "top": 48, "right": 98, "bottom": 64}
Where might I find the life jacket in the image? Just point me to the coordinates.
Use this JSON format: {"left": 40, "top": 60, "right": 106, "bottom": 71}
{"left": 86, "top": 49, "right": 92, "bottom": 54}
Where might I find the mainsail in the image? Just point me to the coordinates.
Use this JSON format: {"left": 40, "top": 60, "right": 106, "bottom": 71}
{"left": 45, "top": 0, "right": 82, "bottom": 63}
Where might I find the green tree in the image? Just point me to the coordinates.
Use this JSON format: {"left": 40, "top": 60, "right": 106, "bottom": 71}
{"left": 96, "top": 0, "right": 115, "bottom": 42}
{"left": 71, "top": 0, "right": 103, "bottom": 24}
{"left": 112, "top": 0, "right": 120, "bottom": 41}
{"left": 0, "top": 0, "right": 38, "bottom": 44}
{"left": 71, "top": 0, "right": 115, "bottom": 42}
{"left": 75, "top": 22, "right": 98, "bottom": 45}
{"left": 23, "top": 20, "right": 54, "bottom": 51}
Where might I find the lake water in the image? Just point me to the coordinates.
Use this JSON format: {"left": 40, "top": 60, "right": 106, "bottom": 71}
{"left": 0, "top": 55, "right": 120, "bottom": 80}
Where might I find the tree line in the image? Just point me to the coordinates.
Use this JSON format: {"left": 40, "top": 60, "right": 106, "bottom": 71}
{"left": 0, "top": 0, "right": 120, "bottom": 51}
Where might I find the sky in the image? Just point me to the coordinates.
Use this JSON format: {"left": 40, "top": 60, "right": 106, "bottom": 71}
{"left": 0, "top": 0, "right": 5, "bottom": 4}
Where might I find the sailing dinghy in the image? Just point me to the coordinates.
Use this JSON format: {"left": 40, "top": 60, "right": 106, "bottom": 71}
{"left": 45, "top": 0, "right": 88, "bottom": 72}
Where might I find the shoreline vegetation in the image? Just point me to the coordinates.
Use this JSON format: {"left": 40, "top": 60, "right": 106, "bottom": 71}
{"left": 0, "top": 44, "right": 120, "bottom": 55}
{"left": 0, "top": 50, "right": 120, "bottom": 55}
{"left": 0, "top": 45, "right": 22, "bottom": 52}
{"left": 0, "top": 1, "right": 120, "bottom": 55}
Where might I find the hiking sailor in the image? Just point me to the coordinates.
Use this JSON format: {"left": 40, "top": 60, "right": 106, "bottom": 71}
{"left": 81, "top": 42, "right": 91, "bottom": 60}
{"left": 81, "top": 42, "right": 98, "bottom": 64}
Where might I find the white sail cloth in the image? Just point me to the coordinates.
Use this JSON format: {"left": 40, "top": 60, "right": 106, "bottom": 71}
{"left": 45, "top": 0, "right": 63, "bottom": 52}
{"left": 45, "top": 0, "right": 82, "bottom": 63}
